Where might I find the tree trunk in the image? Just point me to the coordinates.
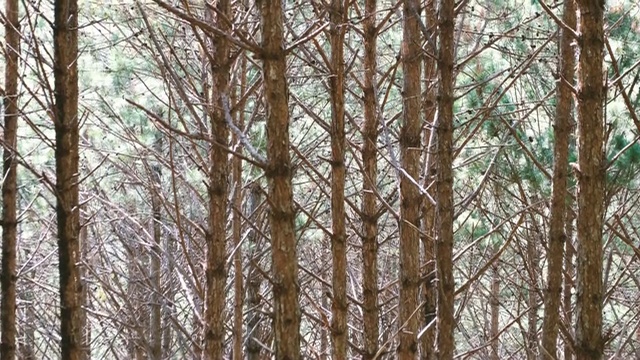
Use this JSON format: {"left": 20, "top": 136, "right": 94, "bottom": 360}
{"left": 563, "top": 196, "right": 575, "bottom": 360}
{"left": 203, "top": 0, "right": 231, "bottom": 358}
{"left": 54, "top": 0, "right": 83, "bottom": 358}
{"left": 398, "top": 0, "right": 422, "bottom": 358}
{"left": 540, "top": 1, "right": 576, "bottom": 358}
{"left": 231, "top": 55, "right": 247, "bottom": 360}
{"left": 526, "top": 224, "right": 539, "bottom": 360}
{"left": 258, "top": 0, "right": 301, "bottom": 357}
{"left": 1, "top": 0, "right": 20, "bottom": 357}
{"left": 150, "top": 135, "right": 163, "bottom": 360}
{"left": 436, "top": 0, "right": 456, "bottom": 358}
{"left": 245, "top": 183, "right": 264, "bottom": 360}
{"left": 361, "top": 0, "right": 380, "bottom": 358}
{"left": 421, "top": 1, "right": 437, "bottom": 358}
{"left": 574, "top": 1, "right": 605, "bottom": 359}
{"left": 18, "top": 249, "right": 36, "bottom": 360}
{"left": 490, "top": 245, "right": 500, "bottom": 360}
{"left": 329, "top": 0, "right": 348, "bottom": 358}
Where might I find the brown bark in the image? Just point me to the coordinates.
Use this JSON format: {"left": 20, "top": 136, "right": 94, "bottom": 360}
{"left": 361, "top": 0, "right": 380, "bottom": 358}
{"left": 258, "top": 0, "right": 301, "bottom": 357}
{"left": 329, "top": 0, "right": 348, "bottom": 358}
{"left": 398, "top": 0, "right": 422, "bottom": 358}
{"left": 54, "top": 0, "right": 84, "bottom": 358}
{"left": 203, "top": 0, "right": 231, "bottom": 358}
{"left": 1, "top": 0, "right": 20, "bottom": 358}
{"left": 574, "top": 1, "right": 606, "bottom": 359}
{"left": 436, "top": 0, "right": 456, "bottom": 358}
{"left": 540, "top": 1, "right": 576, "bottom": 358}
{"left": 420, "top": 2, "right": 438, "bottom": 359}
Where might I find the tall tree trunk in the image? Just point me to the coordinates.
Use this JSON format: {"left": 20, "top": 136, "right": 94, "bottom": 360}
{"left": 436, "top": 0, "right": 456, "bottom": 358}
{"left": 398, "top": 0, "right": 422, "bottom": 358}
{"left": 150, "top": 136, "right": 163, "bottom": 359}
{"left": 1, "top": 0, "right": 20, "bottom": 357}
{"left": 421, "top": 1, "right": 438, "bottom": 358}
{"left": 231, "top": 56, "right": 247, "bottom": 360}
{"left": 258, "top": 1, "right": 301, "bottom": 357}
{"left": 574, "top": 1, "right": 605, "bottom": 359}
{"left": 204, "top": 0, "right": 231, "bottom": 358}
{"left": 563, "top": 197, "right": 575, "bottom": 360}
{"left": 361, "top": 0, "right": 380, "bottom": 358}
{"left": 329, "top": 0, "right": 348, "bottom": 358}
{"left": 54, "top": 0, "right": 83, "bottom": 358}
{"left": 540, "top": 1, "right": 576, "bottom": 358}
{"left": 245, "top": 183, "right": 264, "bottom": 360}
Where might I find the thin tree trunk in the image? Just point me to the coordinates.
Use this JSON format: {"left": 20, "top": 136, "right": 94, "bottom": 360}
{"left": 361, "top": 0, "right": 380, "bottom": 358}
{"left": 245, "top": 183, "right": 264, "bottom": 360}
{"left": 540, "top": 1, "right": 576, "bottom": 358}
{"left": 162, "top": 233, "right": 176, "bottom": 357}
{"left": 574, "top": 1, "right": 605, "bottom": 359}
{"left": 18, "top": 246, "right": 36, "bottom": 360}
{"left": 1, "top": 0, "right": 20, "bottom": 357}
{"left": 127, "top": 232, "right": 148, "bottom": 360}
{"left": 420, "top": 1, "right": 438, "bottom": 358}
{"left": 527, "top": 225, "right": 539, "bottom": 360}
{"left": 150, "top": 135, "right": 163, "bottom": 360}
{"left": 258, "top": 1, "right": 301, "bottom": 357}
{"left": 563, "top": 197, "right": 575, "bottom": 360}
{"left": 203, "top": 0, "right": 231, "bottom": 358}
{"left": 329, "top": 0, "right": 348, "bottom": 358}
{"left": 436, "top": 0, "right": 456, "bottom": 358}
{"left": 231, "top": 55, "right": 247, "bottom": 360}
{"left": 398, "top": 0, "right": 422, "bottom": 358}
{"left": 321, "top": 291, "right": 329, "bottom": 360}
{"left": 489, "top": 244, "right": 500, "bottom": 360}
{"left": 54, "top": 0, "right": 83, "bottom": 357}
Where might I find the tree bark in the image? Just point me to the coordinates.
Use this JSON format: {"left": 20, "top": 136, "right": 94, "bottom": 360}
{"left": 258, "top": 1, "right": 301, "bottom": 358}
{"left": 436, "top": 0, "right": 456, "bottom": 358}
{"left": 398, "top": 0, "right": 422, "bottom": 358}
{"left": 574, "top": 1, "right": 605, "bottom": 359}
{"left": 203, "top": 0, "right": 231, "bottom": 358}
{"left": 54, "top": 0, "right": 83, "bottom": 358}
{"left": 329, "top": 0, "right": 348, "bottom": 358}
{"left": 361, "top": 0, "right": 380, "bottom": 358}
{"left": 421, "top": 1, "right": 438, "bottom": 358}
{"left": 540, "top": 1, "right": 576, "bottom": 358}
{"left": 1, "top": 0, "right": 20, "bottom": 357}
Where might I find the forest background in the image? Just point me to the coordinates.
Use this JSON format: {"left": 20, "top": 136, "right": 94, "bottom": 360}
{"left": 1, "top": 0, "right": 640, "bottom": 359}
